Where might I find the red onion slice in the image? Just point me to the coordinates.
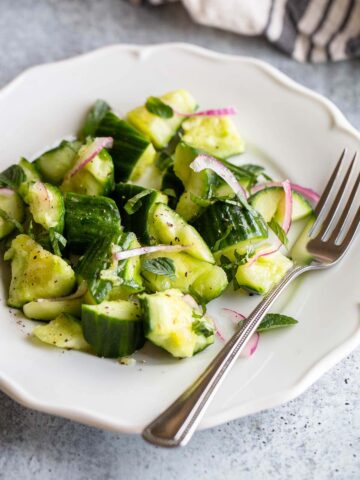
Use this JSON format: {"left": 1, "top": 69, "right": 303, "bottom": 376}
{"left": 0, "top": 188, "right": 16, "bottom": 196}
{"left": 67, "top": 137, "right": 113, "bottom": 179}
{"left": 113, "top": 244, "right": 189, "bottom": 261}
{"left": 251, "top": 181, "right": 320, "bottom": 204}
{"left": 190, "top": 154, "right": 248, "bottom": 200}
{"left": 174, "top": 106, "right": 238, "bottom": 117}
{"left": 221, "top": 308, "right": 259, "bottom": 357}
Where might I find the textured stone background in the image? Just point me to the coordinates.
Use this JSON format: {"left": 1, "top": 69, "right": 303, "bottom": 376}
{"left": 0, "top": 1, "right": 359, "bottom": 479}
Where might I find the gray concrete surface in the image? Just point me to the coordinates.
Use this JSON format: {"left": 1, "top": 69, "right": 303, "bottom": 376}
{"left": 0, "top": 1, "right": 359, "bottom": 479}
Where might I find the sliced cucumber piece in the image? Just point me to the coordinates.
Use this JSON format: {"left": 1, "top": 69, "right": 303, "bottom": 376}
{"left": 4, "top": 234, "right": 76, "bottom": 308}
{"left": 193, "top": 200, "right": 268, "bottom": 254}
{"left": 141, "top": 251, "right": 228, "bottom": 303}
{"left": 249, "top": 187, "right": 313, "bottom": 222}
{"left": 291, "top": 215, "right": 316, "bottom": 265}
{"left": 181, "top": 116, "right": 245, "bottom": 159}
{"left": 149, "top": 203, "right": 214, "bottom": 264}
{"left": 139, "top": 289, "right": 215, "bottom": 358}
{"left": 0, "top": 189, "right": 24, "bottom": 239}
{"left": 65, "top": 193, "right": 121, "bottom": 251}
{"left": 23, "top": 296, "right": 83, "bottom": 321}
{"left": 95, "top": 111, "right": 157, "bottom": 182}
{"left": 127, "top": 90, "right": 197, "bottom": 149}
{"left": 76, "top": 232, "right": 122, "bottom": 305}
{"left": 27, "top": 182, "right": 64, "bottom": 232}
{"left": 107, "top": 232, "right": 144, "bottom": 300}
{"left": 18, "top": 157, "right": 42, "bottom": 199}
{"left": 112, "top": 182, "right": 167, "bottom": 243}
{"left": 235, "top": 246, "right": 293, "bottom": 295}
{"left": 82, "top": 300, "right": 144, "bottom": 358}
{"left": 33, "top": 313, "right": 89, "bottom": 351}
{"left": 34, "top": 140, "right": 81, "bottom": 185}
{"left": 61, "top": 142, "right": 114, "bottom": 196}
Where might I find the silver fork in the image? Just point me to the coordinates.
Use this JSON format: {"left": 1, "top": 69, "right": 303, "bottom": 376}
{"left": 142, "top": 150, "right": 360, "bottom": 448}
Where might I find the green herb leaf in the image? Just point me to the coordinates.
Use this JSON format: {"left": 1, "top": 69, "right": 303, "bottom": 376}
{"left": 0, "top": 208, "right": 24, "bottom": 232}
{"left": 268, "top": 218, "right": 289, "bottom": 247}
{"left": 213, "top": 224, "right": 233, "bottom": 251}
{"left": 219, "top": 246, "right": 255, "bottom": 289}
{"left": 49, "top": 228, "right": 67, "bottom": 257}
{"left": 142, "top": 257, "right": 176, "bottom": 280}
{"left": 257, "top": 313, "right": 298, "bottom": 332}
{"left": 192, "top": 319, "right": 214, "bottom": 338}
{"left": 124, "top": 189, "right": 152, "bottom": 215}
{"left": 145, "top": 97, "right": 174, "bottom": 119}
{"left": 0, "top": 165, "right": 26, "bottom": 189}
{"left": 156, "top": 151, "right": 173, "bottom": 172}
{"left": 80, "top": 99, "right": 110, "bottom": 139}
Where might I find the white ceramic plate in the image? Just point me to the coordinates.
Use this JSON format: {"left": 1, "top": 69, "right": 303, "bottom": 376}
{"left": 0, "top": 44, "right": 359, "bottom": 434}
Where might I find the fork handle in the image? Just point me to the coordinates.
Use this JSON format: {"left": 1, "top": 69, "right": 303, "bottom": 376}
{"left": 142, "top": 264, "right": 308, "bottom": 447}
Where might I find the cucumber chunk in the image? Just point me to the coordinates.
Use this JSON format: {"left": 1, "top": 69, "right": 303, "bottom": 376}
{"left": 34, "top": 140, "right": 81, "bottom": 185}
{"left": 173, "top": 142, "right": 216, "bottom": 222}
{"left": 112, "top": 183, "right": 167, "bottom": 244}
{"left": 181, "top": 116, "right": 245, "bottom": 159}
{"left": 127, "top": 90, "right": 197, "bottom": 149}
{"left": 291, "top": 215, "right": 316, "bottom": 265}
{"left": 193, "top": 200, "right": 268, "bottom": 254}
{"left": 249, "top": 187, "right": 313, "bottom": 222}
{"left": 96, "top": 111, "right": 157, "bottom": 182}
{"left": 141, "top": 251, "right": 228, "bottom": 303}
{"left": 65, "top": 193, "right": 122, "bottom": 251}
{"left": 149, "top": 203, "right": 215, "bottom": 264}
{"left": 18, "top": 158, "right": 41, "bottom": 199}
{"left": 4, "top": 234, "right": 76, "bottom": 308}
{"left": 0, "top": 189, "right": 24, "bottom": 239}
{"left": 82, "top": 300, "right": 144, "bottom": 358}
{"left": 33, "top": 313, "right": 89, "bottom": 351}
{"left": 27, "top": 182, "right": 64, "bottom": 232}
{"left": 61, "top": 141, "right": 114, "bottom": 196}
{"left": 23, "top": 296, "right": 83, "bottom": 321}
{"left": 161, "top": 165, "right": 184, "bottom": 209}
{"left": 139, "top": 289, "right": 215, "bottom": 358}
{"left": 235, "top": 247, "right": 293, "bottom": 295}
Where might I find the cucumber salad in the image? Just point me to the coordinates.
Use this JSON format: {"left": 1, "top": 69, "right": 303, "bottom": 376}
{"left": 0, "top": 90, "right": 318, "bottom": 360}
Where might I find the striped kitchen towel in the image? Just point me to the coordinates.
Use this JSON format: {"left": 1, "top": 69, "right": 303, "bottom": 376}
{"left": 130, "top": 0, "right": 360, "bottom": 62}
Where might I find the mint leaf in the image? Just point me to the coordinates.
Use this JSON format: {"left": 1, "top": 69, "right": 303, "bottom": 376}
{"left": 145, "top": 97, "right": 174, "bottom": 119}
{"left": 0, "top": 208, "right": 23, "bottom": 233}
{"left": 257, "top": 313, "right": 298, "bottom": 332}
{"left": 124, "top": 189, "right": 152, "bottom": 215}
{"left": 49, "top": 228, "right": 67, "bottom": 257}
{"left": 80, "top": 99, "right": 110, "bottom": 139}
{"left": 268, "top": 218, "right": 289, "bottom": 247}
{"left": 0, "top": 165, "right": 25, "bottom": 189}
{"left": 192, "top": 319, "right": 214, "bottom": 338}
{"left": 142, "top": 257, "right": 176, "bottom": 280}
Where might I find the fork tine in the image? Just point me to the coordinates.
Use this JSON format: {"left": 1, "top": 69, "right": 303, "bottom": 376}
{"left": 330, "top": 170, "right": 360, "bottom": 242}
{"left": 341, "top": 203, "right": 360, "bottom": 251}
{"left": 317, "top": 152, "right": 356, "bottom": 239}
{"left": 310, "top": 149, "right": 346, "bottom": 236}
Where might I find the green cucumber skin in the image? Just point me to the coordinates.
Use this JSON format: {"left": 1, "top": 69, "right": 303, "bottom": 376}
{"left": 65, "top": 193, "right": 121, "bottom": 251}
{"left": 95, "top": 112, "right": 153, "bottom": 182}
{"left": 76, "top": 233, "right": 121, "bottom": 304}
{"left": 34, "top": 140, "right": 81, "bottom": 185}
{"left": 161, "top": 165, "right": 184, "bottom": 209}
{"left": 193, "top": 201, "right": 268, "bottom": 252}
{"left": 82, "top": 306, "right": 144, "bottom": 358}
{"left": 112, "top": 183, "right": 164, "bottom": 243}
